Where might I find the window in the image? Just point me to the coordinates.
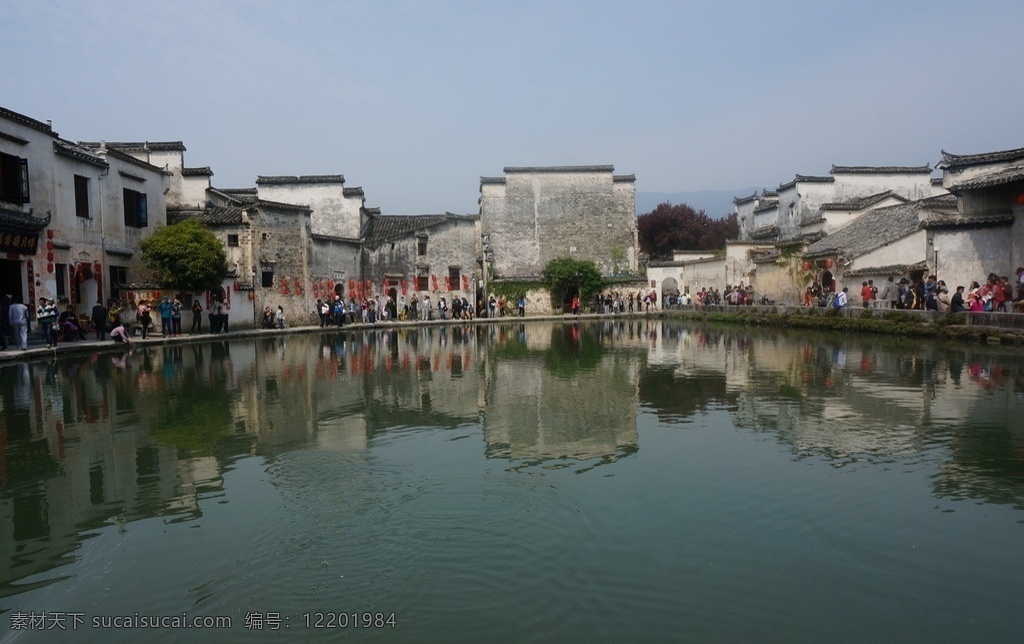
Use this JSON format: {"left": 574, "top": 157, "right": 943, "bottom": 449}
{"left": 123, "top": 188, "right": 148, "bottom": 227}
{"left": 0, "top": 152, "right": 30, "bottom": 204}
{"left": 261, "top": 271, "right": 274, "bottom": 288}
{"left": 109, "top": 265, "right": 128, "bottom": 301}
{"left": 227, "top": 234, "right": 239, "bottom": 247}
{"left": 417, "top": 236, "right": 427, "bottom": 256}
{"left": 448, "top": 267, "right": 460, "bottom": 291}
{"left": 416, "top": 272, "right": 429, "bottom": 291}
{"left": 55, "top": 264, "right": 67, "bottom": 300}
{"left": 75, "top": 175, "right": 90, "bottom": 218}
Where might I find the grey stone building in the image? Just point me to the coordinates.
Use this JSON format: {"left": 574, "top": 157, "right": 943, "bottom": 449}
{"left": 478, "top": 165, "right": 638, "bottom": 279}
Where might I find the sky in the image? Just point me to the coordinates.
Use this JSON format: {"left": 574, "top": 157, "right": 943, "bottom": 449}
{"left": 4, "top": 0, "right": 1023, "bottom": 216}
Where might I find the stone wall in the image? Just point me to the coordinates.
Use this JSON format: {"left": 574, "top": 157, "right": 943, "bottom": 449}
{"left": 480, "top": 166, "right": 637, "bottom": 279}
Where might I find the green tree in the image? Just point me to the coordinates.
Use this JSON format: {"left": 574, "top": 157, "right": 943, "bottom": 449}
{"left": 140, "top": 219, "right": 228, "bottom": 291}
{"left": 542, "top": 257, "right": 605, "bottom": 308}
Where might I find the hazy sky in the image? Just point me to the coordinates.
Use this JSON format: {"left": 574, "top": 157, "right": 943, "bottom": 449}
{"left": 5, "top": 0, "right": 1022, "bottom": 215}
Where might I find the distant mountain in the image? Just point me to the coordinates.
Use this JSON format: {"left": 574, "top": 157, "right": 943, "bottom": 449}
{"left": 636, "top": 189, "right": 759, "bottom": 219}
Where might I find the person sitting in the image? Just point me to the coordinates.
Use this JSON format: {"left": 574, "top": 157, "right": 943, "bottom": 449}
{"left": 58, "top": 305, "right": 87, "bottom": 340}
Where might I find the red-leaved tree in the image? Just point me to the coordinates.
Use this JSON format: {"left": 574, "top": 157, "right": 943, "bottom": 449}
{"left": 637, "top": 202, "right": 738, "bottom": 259}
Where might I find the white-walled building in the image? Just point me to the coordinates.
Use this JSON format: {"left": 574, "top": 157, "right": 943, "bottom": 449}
{"left": 1, "top": 107, "right": 169, "bottom": 317}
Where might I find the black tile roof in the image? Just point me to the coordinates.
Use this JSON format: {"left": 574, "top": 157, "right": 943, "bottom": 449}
{"left": 613, "top": 174, "right": 636, "bottom": 182}
{"left": 844, "top": 261, "right": 929, "bottom": 278}
{"left": 804, "top": 194, "right": 957, "bottom": 259}
{"left": 0, "top": 206, "right": 51, "bottom": 232}
{"left": 503, "top": 165, "right": 614, "bottom": 173}
{"left": 820, "top": 191, "right": 907, "bottom": 211}
{"left": 921, "top": 209, "right": 1014, "bottom": 229}
{"left": 182, "top": 166, "right": 213, "bottom": 176}
{"left": 256, "top": 175, "right": 345, "bottom": 185}
{"left": 733, "top": 192, "right": 758, "bottom": 205}
{"left": 361, "top": 213, "right": 475, "bottom": 246}
{"left": 53, "top": 140, "right": 107, "bottom": 168}
{"left": 343, "top": 187, "right": 365, "bottom": 197}
{"left": 939, "top": 147, "right": 1024, "bottom": 171}
{"left": 168, "top": 207, "right": 244, "bottom": 225}
{"left": 749, "top": 225, "right": 780, "bottom": 241}
{"left": 0, "top": 106, "right": 57, "bottom": 136}
{"left": 945, "top": 165, "right": 1024, "bottom": 193}
{"left": 778, "top": 175, "right": 834, "bottom": 190}
{"left": 831, "top": 164, "right": 931, "bottom": 175}
{"left": 78, "top": 141, "right": 185, "bottom": 152}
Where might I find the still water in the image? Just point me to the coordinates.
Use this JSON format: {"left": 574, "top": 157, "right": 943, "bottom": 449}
{"left": 2, "top": 320, "right": 1023, "bottom": 643}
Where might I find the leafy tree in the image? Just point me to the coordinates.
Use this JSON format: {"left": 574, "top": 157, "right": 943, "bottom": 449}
{"left": 542, "top": 257, "right": 605, "bottom": 307}
{"left": 140, "top": 219, "right": 228, "bottom": 291}
{"left": 637, "top": 202, "right": 739, "bottom": 259}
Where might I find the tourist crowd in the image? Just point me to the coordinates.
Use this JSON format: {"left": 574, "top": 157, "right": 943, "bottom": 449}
{"left": 804, "top": 266, "right": 1024, "bottom": 312}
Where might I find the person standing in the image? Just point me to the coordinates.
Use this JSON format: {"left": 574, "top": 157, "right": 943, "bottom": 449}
{"left": 221, "top": 299, "right": 230, "bottom": 333}
{"left": 92, "top": 299, "right": 108, "bottom": 341}
{"left": 276, "top": 305, "right": 285, "bottom": 329}
{"left": 137, "top": 299, "right": 153, "bottom": 339}
{"left": 171, "top": 298, "right": 183, "bottom": 336}
{"left": 191, "top": 299, "right": 203, "bottom": 334}
{"left": 0, "top": 292, "right": 10, "bottom": 350}
{"left": 0, "top": 292, "right": 8, "bottom": 352}
{"left": 317, "top": 298, "right": 328, "bottom": 327}
{"left": 37, "top": 298, "right": 58, "bottom": 347}
{"left": 158, "top": 296, "right": 173, "bottom": 337}
{"left": 8, "top": 297, "right": 29, "bottom": 350}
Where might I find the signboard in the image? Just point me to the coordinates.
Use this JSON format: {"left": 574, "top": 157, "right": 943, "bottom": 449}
{"left": 0, "top": 228, "right": 39, "bottom": 255}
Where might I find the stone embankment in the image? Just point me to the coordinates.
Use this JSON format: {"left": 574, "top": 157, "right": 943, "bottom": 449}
{"left": 3, "top": 305, "right": 1023, "bottom": 365}
{"left": 660, "top": 304, "right": 1024, "bottom": 345}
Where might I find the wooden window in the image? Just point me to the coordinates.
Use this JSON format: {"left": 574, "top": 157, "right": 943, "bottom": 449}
{"left": 123, "top": 188, "right": 148, "bottom": 227}
{"left": 108, "top": 265, "right": 128, "bottom": 301}
{"left": 261, "top": 271, "right": 274, "bottom": 288}
{"left": 227, "top": 234, "right": 239, "bottom": 247}
{"left": 416, "top": 275, "right": 429, "bottom": 291}
{"left": 448, "top": 267, "right": 460, "bottom": 290}
{"left": 74, "top": 175, "right": 90, "bottom": 218}
{"left": 417, "top": 236, "right": 427, "bottom": 256}
{"left": 0, "top": 152, "right": 29, "bottom": 203}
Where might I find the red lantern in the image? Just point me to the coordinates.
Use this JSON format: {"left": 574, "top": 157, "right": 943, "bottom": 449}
{"left": 294, "top": 278, "right": 301, "bottom": 289}
{"left": 47, "top": 262, "right": 53, "bottom": 273}
{"left": 46, "top": 240, "right": 54, "bottom": 251}
{"left": 47, "top": 252, "right": 54, "bottom": 261}
{"left": 348, "top": 279, "right": 355, "bottom": 293}
{"left": 46, "top": 229, "right": 54, "bottom": 239}
{"left": 94, "top": 262, "right": 102, "bottom": 274}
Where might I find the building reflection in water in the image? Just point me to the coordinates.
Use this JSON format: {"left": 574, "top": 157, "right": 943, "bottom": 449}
{"left": 2, "top": 320, "right": 1024, "bottom": 600}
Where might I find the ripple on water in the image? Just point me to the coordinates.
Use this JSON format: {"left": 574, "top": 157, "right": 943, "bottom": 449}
{"left": 215, "top": 447, "right": 596, "bottom": 634}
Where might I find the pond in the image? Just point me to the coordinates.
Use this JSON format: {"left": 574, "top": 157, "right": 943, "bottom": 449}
{"left": 2, "top": 320, "right": 1023, "bottom": 642}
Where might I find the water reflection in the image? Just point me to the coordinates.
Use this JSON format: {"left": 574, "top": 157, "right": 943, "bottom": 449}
{"left": 2, "top": 320, "right": 1024, "bottom": 608}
